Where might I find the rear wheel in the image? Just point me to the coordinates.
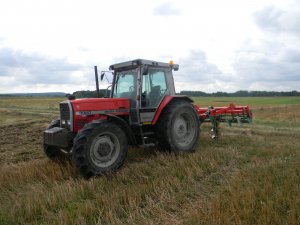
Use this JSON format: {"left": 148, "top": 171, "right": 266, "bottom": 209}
{"left": 73, "top": 120, "right": 128, "bottom": 179}
{"left": 43, "top": 119, "right": 69, "bottom": 161}
{"left": 156, "top": 100, "right": 200, "bottom": 152}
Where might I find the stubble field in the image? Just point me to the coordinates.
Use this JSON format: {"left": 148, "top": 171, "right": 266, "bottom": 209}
{"left": 0, "top": 96, "right": 299, "bottom": 225}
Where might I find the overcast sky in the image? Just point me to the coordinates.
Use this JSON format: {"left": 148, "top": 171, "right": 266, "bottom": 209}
{"left": 0, "top": 0, "right": 299, "bottom": 93}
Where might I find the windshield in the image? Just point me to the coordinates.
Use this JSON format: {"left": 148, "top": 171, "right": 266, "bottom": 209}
{"left": 112, "top": 69, "right": 137, "bottom": 101}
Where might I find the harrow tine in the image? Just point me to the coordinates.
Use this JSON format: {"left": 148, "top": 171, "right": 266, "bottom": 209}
{"left": 236, "top": 116, "right": 242, "bottom": 127}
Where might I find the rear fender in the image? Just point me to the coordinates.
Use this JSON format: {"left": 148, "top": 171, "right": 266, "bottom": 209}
{"left": 152, "top": 95, "right": 193, "bottom": 125}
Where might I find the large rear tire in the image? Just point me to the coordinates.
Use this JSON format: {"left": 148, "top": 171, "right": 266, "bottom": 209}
{"left": 43, "top": 119, "right": 69, "bottom": 161}
{"left": 156, "top": 100, "right": 200, "bottom": 152}
{"left": 72, "top": 120, "right": 128, "bottom": 179}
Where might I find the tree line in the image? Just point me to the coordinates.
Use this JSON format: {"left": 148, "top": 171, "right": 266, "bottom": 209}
{"left": 72, "top": 90, "right": 111, "bottom": 98}
{"left": 179, "top": 90, "right": 300, "bottom": 97}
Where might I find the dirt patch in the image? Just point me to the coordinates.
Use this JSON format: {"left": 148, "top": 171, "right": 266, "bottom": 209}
{"left": 0, "top": 120, "right": 50, "bottom": 164}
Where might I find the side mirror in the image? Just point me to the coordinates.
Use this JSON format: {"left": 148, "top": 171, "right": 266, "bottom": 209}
{"left": 173, "top": 64, "right": 179, "bottom": 71}
{"left": 142, "top": 65, "right": 148, "bottom": 75}
{"left": 100, "top": 72, "right": 105, "bottom": 81}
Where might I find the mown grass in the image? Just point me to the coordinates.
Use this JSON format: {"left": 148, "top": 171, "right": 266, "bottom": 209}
{"left": 0, "top": 97, "right": 63, "bottom": 125}
{"left": 0, "top": 96, "right": 299, "bottom": 225}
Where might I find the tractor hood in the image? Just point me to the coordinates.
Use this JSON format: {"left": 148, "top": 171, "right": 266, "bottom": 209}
{"left": 66, "top": 98, "right": 130, "bottom": 115}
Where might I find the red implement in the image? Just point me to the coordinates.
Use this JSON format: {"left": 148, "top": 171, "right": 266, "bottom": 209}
{"left": 194, "top": 103, "right": 252, "bottom": 138}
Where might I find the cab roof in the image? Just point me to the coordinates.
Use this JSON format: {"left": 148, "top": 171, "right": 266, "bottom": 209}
{"left": 109, "top": 59, "right": 179, "bottom": 71}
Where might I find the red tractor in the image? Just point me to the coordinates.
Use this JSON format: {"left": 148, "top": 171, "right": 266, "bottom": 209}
{"left": 44, "top": 59, "right": 252, "bottom": 178}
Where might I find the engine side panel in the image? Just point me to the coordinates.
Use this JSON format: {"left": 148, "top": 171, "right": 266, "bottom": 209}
{"left": 69, "top": 98, "right": 130, "bottom": 132}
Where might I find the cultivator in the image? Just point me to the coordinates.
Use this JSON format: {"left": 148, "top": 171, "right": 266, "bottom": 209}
{"left": 196, "top": 104, "right": 252, "bottom": 138}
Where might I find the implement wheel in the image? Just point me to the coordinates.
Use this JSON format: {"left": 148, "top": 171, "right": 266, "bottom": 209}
{"left": 73, "top": 120, "right": 128, "bottom": 179}
{"left": 156, "top": 100, "right": 200, "bottom": 152}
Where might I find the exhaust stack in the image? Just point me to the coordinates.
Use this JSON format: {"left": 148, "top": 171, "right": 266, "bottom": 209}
{"left": 94, "top": 66, "right": 100, "bottom": 98}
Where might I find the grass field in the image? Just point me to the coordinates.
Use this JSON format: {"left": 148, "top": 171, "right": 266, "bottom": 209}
{"left": 0, "top": 96, "right": 299, "bottom": 225}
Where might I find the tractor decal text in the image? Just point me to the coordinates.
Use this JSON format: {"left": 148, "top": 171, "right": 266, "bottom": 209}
{"left": 75, "top": 109, "right": 129, "bottom": 116}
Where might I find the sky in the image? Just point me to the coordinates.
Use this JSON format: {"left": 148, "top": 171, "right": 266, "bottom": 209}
{"left": 0, "top": 0, "right": 300, "bottom": 93}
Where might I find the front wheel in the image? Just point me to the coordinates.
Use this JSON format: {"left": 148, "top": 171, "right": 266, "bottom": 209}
{"left": 72, "top": 120, "right": 128, "bottom": 179}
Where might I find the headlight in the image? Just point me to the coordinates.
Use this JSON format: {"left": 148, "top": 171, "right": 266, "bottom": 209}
{"left": 61, "top": 120, "right": 70, "bottom": 125}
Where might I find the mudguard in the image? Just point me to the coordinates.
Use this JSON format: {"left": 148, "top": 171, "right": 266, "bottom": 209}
{"left": 152, "top": 95, "right": 193, "bottom": 125}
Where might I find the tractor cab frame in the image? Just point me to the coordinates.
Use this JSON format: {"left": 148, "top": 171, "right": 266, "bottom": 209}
{"left": 107, "top": 59, "right": 179, "bottom": 125}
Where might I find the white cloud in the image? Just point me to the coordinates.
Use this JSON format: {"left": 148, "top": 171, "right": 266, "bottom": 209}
{"left": 0, "top": 47, "right": 96, "bottom": 93}
{"left": 153, "top": 2, "right": 181, "bottom": 16}
{"left": 0, "top": 0, "right": 299, "bottom": 93}
{"left": 254, "top": 4, "right": 300, "bottom": 35}
{"left": 229, "top": 4, "right": 300, "bottom": 91}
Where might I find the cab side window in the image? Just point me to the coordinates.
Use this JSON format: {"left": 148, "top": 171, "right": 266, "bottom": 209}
{"left": 141, "top": 69, "right": 167, "bottom": 108}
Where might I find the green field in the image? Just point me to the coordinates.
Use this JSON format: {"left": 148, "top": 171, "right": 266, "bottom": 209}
{"left": 0, "top": 96, "right": 299, "bottom": 225}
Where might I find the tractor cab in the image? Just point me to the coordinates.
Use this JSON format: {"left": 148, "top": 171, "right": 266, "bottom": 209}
{"left": 107, "top": 59, "right": 179, "bottom": 124}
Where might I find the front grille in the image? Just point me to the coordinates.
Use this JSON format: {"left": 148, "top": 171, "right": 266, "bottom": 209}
{"left": 60, "top": 102, "right": 71, "bottom": 130}
{"left": 60, "top": 103, "right": 70, "bottom": 119}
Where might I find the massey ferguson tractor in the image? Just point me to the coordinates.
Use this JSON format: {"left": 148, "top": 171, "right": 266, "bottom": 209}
{"left": 44, "top": 59, "right": 252, "bottom": 179}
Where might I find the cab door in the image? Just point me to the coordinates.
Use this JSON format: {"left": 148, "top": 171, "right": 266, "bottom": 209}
{"left": 112, "top": 69, "right": 139, "bottom": 124}
{"left": 140, "top": 67, "right": 169, "bottom": 123}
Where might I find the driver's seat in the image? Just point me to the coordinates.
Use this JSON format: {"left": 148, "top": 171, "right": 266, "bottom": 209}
{"left": 149, "top": 85, "right": 161, "bottom": 107}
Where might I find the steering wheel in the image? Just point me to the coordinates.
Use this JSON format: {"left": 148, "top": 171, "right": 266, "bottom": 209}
{"left": 160, "top": 89, "right": 167, "bottom": 95}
